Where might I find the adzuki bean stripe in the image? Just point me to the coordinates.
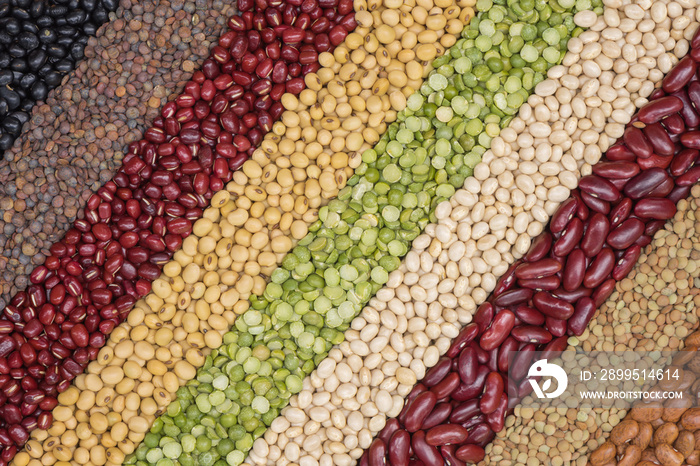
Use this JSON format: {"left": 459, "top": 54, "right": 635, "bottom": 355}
{"left": 359, "top": 25, "right": 700, "bottom": 466}
{"left": 0, "top": 0, "right": 356, "bottom": 461}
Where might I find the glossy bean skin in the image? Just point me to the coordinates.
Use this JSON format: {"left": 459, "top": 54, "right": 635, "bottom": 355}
{"left": 624, "top": 126, "right": 654, "bottom": 158}
{"left": 368, "top": 439, "right": 387, "bottom": 466}
{"left": 425, "top": 425, "right": 469, "bottom": 446}
{"left": 523, "top": 232, "right": 552, "bottom": 262}
{"left": 607, "top": 218, "right": 645, "bottom": 250}
{"left": 609, "top": 197, "right": 633, "bottom": 228}
{"left": 567, "top": 297, "right": 596, "bottom": 336}
{"left": 634, "top": 198, "right": 677, "bottom": 220}
{"left": 423, "top": 357, "right": 453, "bottom": 387}
{"left": 412, "top": 430, "right": 443, "bottom": 466}
{"left": 479, "top": 311, "right": 516, "bottom": 351}
{"left": 446, "top": 323, "right": 480, "bottom": 358}
{"left": 583, "top": 247, "right": 616, "bottom": 289}
{"left": 638, "top": 96, "right": 684, "bottom": 123}
{"left": 550, "top": 198, "right": 578, "bottom": 233}
{"left": 479, "top": 372, "right": 504, "bottom": 415}
{"left": 624, "top": 167, "right": 670, "bottom": 199}
{"left": 404, "top": 392, "right": 438, "bottom": 433}
{"left": 532, "top": 291, "right": 575, "bottom": 320}
{"left": 515, "top": 258, "right": 562, "bottom": 280}
{"left": 662, "top": 56, "right": 698, "bottom": 93}
{"left": 388, "top": 430, "right": 411, "bottom": 466}
{"left": 553, "top": 217, "right": 584, "bottom": 257}
{"left": 580, "top": 213, "right": 609, "bottom": 257}
{"left": 644, "top": 122, "right": 675, "bottom": 156}
{"left": 578, "top": 175, "right": 621, "bottom": 202}
{"left": 458, "top": 347, "right": 478, "bottom": 385}
{"left": 421, "top": 403, "right": 453, "bottom": 430}
{"left": 563, "top": 249, "right": 587, "bottom": 291}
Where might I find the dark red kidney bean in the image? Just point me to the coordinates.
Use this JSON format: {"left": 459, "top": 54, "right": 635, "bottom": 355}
{"left": 522, "top": 232, "right": 552, "bottom": 262}
{"left": 623, "top": 126, "right": 653, "bottom": 158}
{"left": 669, "top": 184, "right": 692, "bottom": 204}
{"left": 473, "top": 303, "right": 495, "bottom": 334}
{"left": 449, "top": 399, "right": 481, "bottom": 424}
{"left": 492, "top": 288, "right": 532, "bottom": 307}
{"left": 404, "top": 392, "right": 438, "bottom": 433}
{"left": 612, "top": 245, "right": 642, "bottom": 281}
{"left": 458, "top": 347, "right": 478, "bottom": 386}
{"left": 423, "top": 357, "right": 452, "bottom": 387}
{"left": 425, "top": 425, "right": 469, "bottom": 446}
{"left": 580, "top": 190, "right": 611, "bottom": 214}
{"left": 446, "top": 323, "right": 479, "bottom": 359}
{"left": 377, "top": 419, "right": 400, "bottom": 445}
{"left": 368, "top": 438, "right": 386, "bottom": 466}
{"left": 545, "top": 316, "right": 567, "bottom": 337}
{"left": 464, "top": 423, "right": 494, "bottom": 447}
{"left": 441, "top": 445, "right": 466, "bottom": 466}
{"left": 412, "top": 430, "right": 443, "bottom": 466}
{"left": 552, "top": 286, "right": 593, "bottom": 302}
{"left": 607, "top": 218, "right": 645, "bottom": 250}
{"left": 608, "top": 198, "right": 633, "bottom": 229}
{"left": 663, "top": 56, "right": 697, "bottom": 92}
{"left": 638, "top": 95, "right": 684, "bottom": 123}
{"left": 592, "top": 161, "right": 640, "bottom": 179}
{"left": 430, "top": 373, "right": 460, "bottom": 400}
{"left": 455, "top": 444, "right": 486, "bottom": 463}
{"left": 497, "top": 337, "right": 519, "bottom": 374}
{"left": 552, "top": 217, "right": 583, "bottom": 257}
{"left": 677, "top": 165, "right": 700, "bottom": 186}
{"left": 532, "top": 291, "right": 575, "bottom": 320}
{"left": 581, "top": 213, "right": 610, "bottom": 257}
{"left": 662, "top": 113, "right": 685, "bottom": 134}
{"left": 670, "top": 148, "right": 699, "bottom": 176}
{"left": 624, "top": 168, "right": 668, "bottom": 200}
{"left": 510, "top": 344, "right": 537, "bottom": 381}
{"left": 593, "top": 278, "right": 617, "bottom": 307}
{"left": 479, "top": 372, "right": 504, "bottom": 415}
{"left": 573, "top": 191, "right": 590, "bottom": 221}
{"left": 421, "top": 403, "right": 453, "bottom": 430}
{"left": 672, "top": 88, "right": 700, "bottom": 128}
{"left": 550, "top": 198, "right": 578, "bottom": 233}
{"left": 485, "top": 393, "right": 508, "bottom": 433}
{"left": 634, "top": 198, "right": 677, "bottom": 220}
{"left": 514, "top": 306, "right": 545, "bottom": 326}
{"left": 511, "top": 325, "right": 552, "bottom": 344}
{"left": 638, "top": 152, "right": 674, "bottom": 170}
{"left": 644, "top": 122, "right": 675, "bottom": 156}
{"left": 647, "top": 176, "right": 675, "bottom": 197}
{"left": 493, "top": 263, "right": 518, "bottom": 297}
{"left": 583, "top": 247, "right": 615, "bottom": 289}
{"left": 388, "top": 430, "right": 411, "bottom": 466}
{"left": 578, "top": 175, "right": 621, "bottom": 202}
{"left": 563, "top": 249, "right": 586, "bottom": 292}
{"left": 606, "top": 143, "right": 636, "bottom": 162}
{"left": 452, "top": 366, "right": 489, "bottom": 402}
{"left": 567, "top": 297, "right": 596, "bottom": 336}
{"left": 518, "top": 276, "right": 560, "bottom": 291}
{"left": 540, "top": 336, "right": 569, "bottom": 361}
{"left": 514, "top": 258, "right": 561, "bottom": 280}
{"left": 681, "top": 131, "right": 700, "bottom": 149}
{"left": 400, "top": 384, "right": 428, "bottom": 424}
{"left": 479, "top": 311, "right": 515, "bottom": 351}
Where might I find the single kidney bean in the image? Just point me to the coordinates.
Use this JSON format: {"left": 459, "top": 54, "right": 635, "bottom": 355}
{"left": 493, "top": 263, "right": 518, "bottom": 296}
{"left": 612, "top": 245, "right": 642, "bottom": 281}
{"left": 624, "top": 126, "right": 654, "bottom": 158}
{"left": 497, "top": 337, "right": 519, "bottom": 374}
{"left": 377, "top": 419, "right": 400, "bottom": 445}
{"left": 452, "top": 366, "right": 490, "bottom": 402}
{"left": 493, "top": 288, "right": 533, "bottom": 307}
{"left": 609, "top": 197, "right": 633, "bottom": 229}
{"left": 425, "top": 424, "right": 468, "bottom": 446}
{"left": 421, "top": 403, "right": 453, "bottom": 431}
{"left": 582, "top": 247, "right": 616, "bottom": 289}
{"left": 446, "top": 323, "right": 479, "bottom": 358}
{"left": 404, "top": 392, "right": 438, "bottom": 433}
{"left": 522, "top": 232, "right": 552, "bottom": 263}
{"left": 567, "top": 297, "right": 596, "bottom": 336}
{"left": 511, "top": 325, "right": 552, "bottom": 344}
{"left": 514, "top": 258, "right": 561, "bottom": 280}
{"left": 624, "top": 167, "right": 670, "bottom": 199}
{"left": 411, "top": 430, "right": 443, "bottom": 466}
{"left": 607, "top": 218, "right": 645, "bottom": 250}
{"left": 485, "top": 393, "right": 508, "bottom": 433}
{"left": 479, "top": 372, "right": 504, "bottom": 415}
{"left": 514, "top": 306, "right": 545, "bottom": 326}
{"left": 450, "top": 399, "right": 481, "bottom": 424}
{"left": 553, "top": 217, "right": 583, "bottom": 257}
{"left": 580, "top": 190, "right": 611, "bottom": 214}
{"left": 638, "top": 95, "right": 685, "bottom": 124}
{"left": 592, "top": 161, "right": 640, "bottom": 179}
{"left": 388, "top": 430, "right": 411, "bottom": 466}
{"left": 578, "top": 174, "right": 621, "bottom": 202}
{"left": 563, "top": 249, "right": 586, "bottom": 291}
{"left": 455, "top": 444, "right": 486, "bottom": 463}
{"left": 458, "top": 347, "right": 478, "bottom": 386}
{"left": 423, "top": 357, "right": 452, "bottom": 387}
{"left": 663, "top": 56, "right": 698, "bottom": 93}
{"left": 634, "top": 198, "right": 677, "bottom": 220}
{"left": 550, "top": 198, "right": 578, "bottom": 233}
{"left": 644, "top": 121, "right": 676, "bottom": 156}
{"left": 368, "top": 438, "right": 386, "bottom": 466}
{"left": 532, "top": 291, "right": 575, "bottom": 320}
{"left": 479, "top": 311, "right": 516, "bottom": 351}
{"left": 473, "top": 302, "right": 495, "bottom": 333}
{"left": 430, "top": 373, "right": 461, "bottom": 400}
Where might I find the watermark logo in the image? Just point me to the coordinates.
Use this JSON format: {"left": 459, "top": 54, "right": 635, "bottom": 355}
{"left": 527, "top": 359, "right": 568, "bottom": 399}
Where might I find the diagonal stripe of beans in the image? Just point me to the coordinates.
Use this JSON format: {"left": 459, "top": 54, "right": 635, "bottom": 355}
{"left": 360, "top": 23, "right": 700, "bottom": 466}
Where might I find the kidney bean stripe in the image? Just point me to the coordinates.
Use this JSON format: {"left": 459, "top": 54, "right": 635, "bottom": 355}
{"left": 0, "top": 0, "right": 357, "bottom": 462}
{"left": 360, "top": 25, "right": 700, "bottom": 466}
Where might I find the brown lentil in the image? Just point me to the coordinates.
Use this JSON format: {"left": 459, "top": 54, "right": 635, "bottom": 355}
{"left": 0, "top": 0, "right": 235, "bottom": 309}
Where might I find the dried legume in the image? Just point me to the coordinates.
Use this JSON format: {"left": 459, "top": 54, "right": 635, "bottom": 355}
{"left": 0, "top": 0, "right": 235, "bottom": 309}
{"left": 0, "top": 0, "right": 119, "bottom": 154}
{"left": 0, "top": 0, "right": 353, "bottom": 459}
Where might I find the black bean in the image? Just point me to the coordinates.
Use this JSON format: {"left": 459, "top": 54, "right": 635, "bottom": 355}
{"left": 8, "top": 43, "right": 26, "bottom": 58}
{"left": 26, "top": 48, "right": 45, "bottom": 70}
{"left": 9, "top": 111, "right": 28, "bottom": 125}
{"left": 48, "top": 5, "right": 68, "bottom": 17}
{"left": 69, "top": 42, "right": 84, "bottom": 60}
{"left": 28, "top": 79, "right": 45, "bottom": 100}
{"left": 65, "top": 10, "right": 86, "bottom": 26}
{"left": 9, "top": 58, "right": 26, "bottom": 72}
{"left": 56, "top": 25, "right": 76, "bottom": 37}
{"left": 28, "top": 1, "right": 43, "bottom": 18}
{"left": 0, "top": 86, "right": 20, "bottom": 110}
{"left": 81, "top": 23, "right": 96, "bottom": 36}
{"left": 0, "top": 132, "right": 13, "bottom": 151}
{"left": 18, "top": 98, "right": 32, "bottom": 111}
{"left": 0, "top": 32, "right": 11, "bottom": 46}
{"left": 53, "top": 58, "right": 73, "bottom": 73}
{"left": 102, "top": 0, "right": 117, "bottom": 10}
{"left": 0, "top": 70, "right": 11, "bottom": 86}
{"left": 17, "top": 32, "right": 38, "bottom": 50}
{"left": 11, "top": 8, "right": 30, "bottom": 21}
{"left": 56, "top": 36, "right": 73, "bottom": 48}
{"left": 1, "top": 17, "right": 21, "bottom": 35}
{"left": 45, "top": 44, "right": 65, "bottom": 59}
{"left": 0, "top": 99, "right": 7, "bottom": 118}
{"left": 0, "top": 52, "right": 10, "bottom": 68}
{"left": 35, "top": 15, "right": 52, "bottom": 27}
{"left": 0, "top": 4, "right": 9, "bottom": 18}
{"left": 19, "top": 72, "right": 35, "bottom": 89}
{"left": 2, "top": 116, "right": 22, "bottom": 135}
{"left": 21, "top": 22, "right": 38, "bottom": 34}
{"left": 43, "top": 70, "right": 61, "bottom": 86}
{"left": 37, "top": 28, "right": 54, "bottom": 44}
{"left": 13, "top": 0, "right": 32, "bottom": 9}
